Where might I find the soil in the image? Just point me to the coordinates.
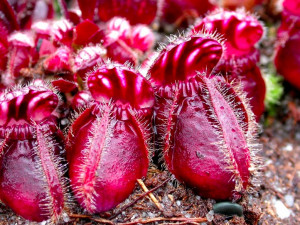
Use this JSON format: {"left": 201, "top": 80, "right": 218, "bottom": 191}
{"left": 0, "top": 3, "right": 299, "bottom": 225}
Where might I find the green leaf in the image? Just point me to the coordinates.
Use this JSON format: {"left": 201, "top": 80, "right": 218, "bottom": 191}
{"left": 263, "top": 65, "right": 284, "bottom": 116}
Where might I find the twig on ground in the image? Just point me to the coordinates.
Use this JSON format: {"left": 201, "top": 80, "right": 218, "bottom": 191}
{"left": 118, "top": 216, "right": 208, "bottom": 225}
{"left": 69, "top": 214, "right": 114, "bottom": 224}
{"left": 137, "top": 178, "right": 163, "bottom": 211}
{"left": 109, "top": 178, "right": 170, "bottom": 220}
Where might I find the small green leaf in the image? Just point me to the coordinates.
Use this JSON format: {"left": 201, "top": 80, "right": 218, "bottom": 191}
{"left": 263, "top": 65, "right": 284, "bottom": 116}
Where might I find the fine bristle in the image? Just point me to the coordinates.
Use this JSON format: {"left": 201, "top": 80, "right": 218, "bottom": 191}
{"left": 32, "top": 122, "right": 69, "bottom": 222}
{"left": 128, "top": 107, "right": 154, "bottom": 163}
{"left": 198, "top": 74, "right": 261, "bottom": 193}
{"left": 72, "top": 103, "right": 114, "bottom": 213}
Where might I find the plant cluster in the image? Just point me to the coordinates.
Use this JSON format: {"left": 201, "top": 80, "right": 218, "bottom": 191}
{"left": 0, "top": 0, "right": 292, "bottom": 223}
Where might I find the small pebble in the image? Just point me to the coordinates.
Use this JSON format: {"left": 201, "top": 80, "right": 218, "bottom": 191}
{"left": 162, "top": 195, "right": 169, "bottom": 204}
{"left": 272, "top": 199, "right": 292, "bottom": 219}
{"left": 265, "top": 159, "right": 273, "bottom": 165}
{"left": 131, "top": 214, "right": 137, "bottom": 220}
{"left": 285, "top": 194, "right": 294, "bottom": 207}
{"left": 62, "top": 212, "right": 70, "bottom": 222}
{"left": 148, "top": 212, "right": 155, "bottom": 218}
{"left": 282, "top": 143, "right": 293, "bottom": 152}
{"left": 295, "top": 132, "right": 300, "bottom": 141}
{"left": 60, "top": 118, "right": 69, "bottom": 126}
{"left": 206, "top": 210, "right": 214, "bottom": 222}
{"left": 185, "top": 213, "right": 191, "bottom": 218}
{"left": 260, "top": 55, "right": 269, "bottom": 65}
{"left": 265, "top": 171, "right": 272, "bottom": 178}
